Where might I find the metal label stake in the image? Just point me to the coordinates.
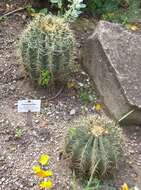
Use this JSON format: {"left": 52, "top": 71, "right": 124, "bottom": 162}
{"left": 27, "top": 110, "right": 33, "bottom": 127}
{"left": 26, "top": 100, "right": 33, "bottom": 128}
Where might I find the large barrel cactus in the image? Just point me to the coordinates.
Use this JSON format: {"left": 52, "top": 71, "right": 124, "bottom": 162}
{"left": 19, "top": 15, "right": 75, "bottom": 86}
{"left": 64, "top": 115, "right": 122, "bottom": 180}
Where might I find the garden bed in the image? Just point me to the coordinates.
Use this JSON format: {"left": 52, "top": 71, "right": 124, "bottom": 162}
{"left": 0, "top": 1, "right": 141, "bottom": 189}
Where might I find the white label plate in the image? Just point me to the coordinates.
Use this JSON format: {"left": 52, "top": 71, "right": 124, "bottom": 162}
{"left": 18, "top": 100, "right": 41, "bottom": 113}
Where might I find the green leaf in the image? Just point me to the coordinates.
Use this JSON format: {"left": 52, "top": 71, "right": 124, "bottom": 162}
{"left": 50, "top": 0, "right": 59, "bottom": 3}
{"left": 39, "top": 8, "right": 48, "bottom": 14}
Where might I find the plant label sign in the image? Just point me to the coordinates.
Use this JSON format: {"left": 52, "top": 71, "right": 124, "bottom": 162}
{"left": 18, "top": 100, "right": 41, "bottom": 127}
{"left": 18, "top": 100, "right": 41, "bottom": 113}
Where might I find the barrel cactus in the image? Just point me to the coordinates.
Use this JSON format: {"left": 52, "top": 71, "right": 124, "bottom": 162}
{"left": 64, "top": 115, "right": 122, "bottom": 179}
{"left": 19, "top": 15, "right": 75, "bottom": 86}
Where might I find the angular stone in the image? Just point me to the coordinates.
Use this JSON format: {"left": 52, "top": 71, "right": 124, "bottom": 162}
{"left": 82, "top": 21, "right": 141, "bottom": 124}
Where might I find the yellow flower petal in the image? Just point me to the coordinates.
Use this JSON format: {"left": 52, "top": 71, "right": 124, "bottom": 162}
{"left": 39, "top": 154, "right": 49, "bottom": 166}
{"left": 33, "top": 166, "right": 53, "bottom": 178}
{"left": 95, "top": 103, "right": 103, "bottom": 111}
{"left": 39, "top": 180, "right": 53, "bottom": 189}
{"left": 33, "top": 166, "right": 41, "bottom": 173}
{"left": 44, "top": 170, "right": 53, "bottom": 177}
{"left": 121, "top": 183, "right": 129, "bottom": 190}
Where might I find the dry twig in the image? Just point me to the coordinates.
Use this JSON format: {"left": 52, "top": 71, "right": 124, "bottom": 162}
{"left": 1, "top": 7, "right": 25, "bottom": 17}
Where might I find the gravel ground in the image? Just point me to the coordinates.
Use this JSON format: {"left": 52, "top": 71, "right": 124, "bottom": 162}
{"left": 0, "top": 5, "right": 141, "bottom": 190}
{"left": 0, "top": 12, "right": 98, "bottom": 190}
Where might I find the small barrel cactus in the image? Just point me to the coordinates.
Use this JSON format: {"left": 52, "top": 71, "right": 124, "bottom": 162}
{"left": 19, "top": 15, "right": 75, "bottom": 86}
{"left": 64, "top": 115, "right": 122, "bottom": 179}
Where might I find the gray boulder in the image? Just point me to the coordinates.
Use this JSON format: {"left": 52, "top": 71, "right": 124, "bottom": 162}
{"left": 82, "top": 21, "right": 141, "bottom": 124}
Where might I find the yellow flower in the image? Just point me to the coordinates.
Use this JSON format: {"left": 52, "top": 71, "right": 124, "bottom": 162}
{"left": 39, "top": 154, "right": 49, "bottom": 166}
{"left": 95, "top": 103, "right": 103, "bottom": 111}
{"left": 33, "top": 166, "right": 53, "bottom": 178}
{"left": 121, "top": 183, "right": 129, "bottom": 190}
{"left": 126, "top": 24, "right": 140, "bottom": 31}
{"left": 33, "top": 165, "right": 41, "bottom": 173}
{"left": 39, "top": 180, "right": 53, "bottom": 189}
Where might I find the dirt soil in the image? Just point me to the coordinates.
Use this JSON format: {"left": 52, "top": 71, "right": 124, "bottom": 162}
{"left": 0, "top": 2, "right": 141, "bottom": 190}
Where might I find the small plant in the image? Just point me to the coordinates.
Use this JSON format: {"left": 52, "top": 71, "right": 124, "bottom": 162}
{"left": 86, "top": 0, "right": 121, "bottom": 17}
{"left": 64, "top": 115, "right": 122, "bottom": 182}
{"left": 0, "top": 16, "right": 7, "bottom": 23}
{"left": 25, "top": 0, "right": 141, "bottom": 24}
{"left": 15, "top": 127, "right": 23, "bottom": 138}
{"left": 86, "top": 0, "right": 141, "bottom": 24}
{"left": 64, "top": 0, "right": 86, "bottom": 21}
{"left": 71, "top": 173, "right": 102, "bottom": 190}
{"left": 33, "top": 153, "right": 53, "bottom": 189}
{"left": 83, "top": 178, "right": 102, "bottom": 190}
{"left": 25, "top": 4, "right": 36, "bottom": 15}
{"left": 79, "top": 89, "right": 91, "bottom": 103}
{"left": 25, "top": 4, "right": 48, "bottom": 16}
{"left": 71, "top": 174, "right": 118, "bottom": 190}
{"left": 79, "top": 87, "right": 96, "bottom": 103}
{"left": 26, "top": 0, "right": 85, "bottom": 20}
{"left": 50, "top": 0, "right": 86, "bottom": 20}
{"left": 19, "top": 15, "right": 75, "bottom": 87}
{"left": 39, "top": 69, "right": 51, "bottom": 87}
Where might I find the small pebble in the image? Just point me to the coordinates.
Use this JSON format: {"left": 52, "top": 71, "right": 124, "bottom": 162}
{"left": 69, "top": 109, "right": 76, "bottom": 115}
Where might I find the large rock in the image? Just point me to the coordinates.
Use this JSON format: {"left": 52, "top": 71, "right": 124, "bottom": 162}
{"left": 82, "top": 21, "right": 141, "bottom": 124}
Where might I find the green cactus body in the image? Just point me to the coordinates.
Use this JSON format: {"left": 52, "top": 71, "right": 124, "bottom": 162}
{"left": 65, "top": 116, "right": 122, "bottom": 179}
{"left": 19, "top": 15, "right": 75, "bottom": 86}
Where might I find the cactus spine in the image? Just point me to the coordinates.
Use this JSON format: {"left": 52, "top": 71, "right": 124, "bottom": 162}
{"left": 65, "top": 115, "right": 122, "bottom": 179}
{"left": 19, "top": 15, "right": 75, "bottom": 86}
